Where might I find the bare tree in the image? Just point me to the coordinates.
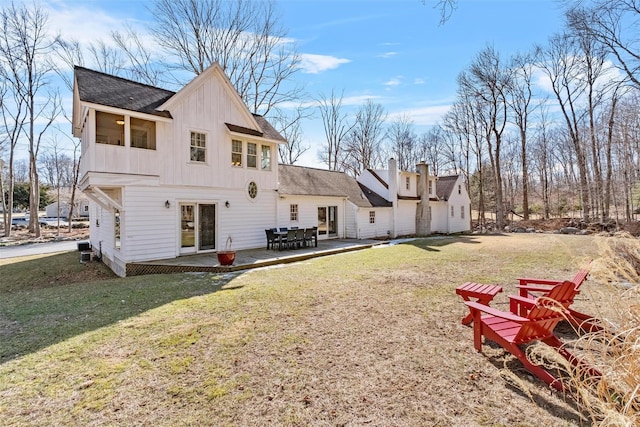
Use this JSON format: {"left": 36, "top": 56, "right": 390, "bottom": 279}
{"left": 387, "top": 114, "right": 417, "bottom": 171}
{"left": 0, "top": 67, "right": 26, "bottom": 236}
{"left": 566, "top": 2, "right": 640, "bottom": 89}
{"left": 536, "top": 33, "right": 592, "bottom": 221}
{"left": 506, "top": 51, "right": 538, "bottom": 220}
{"left": 317, "top": 90, "right": 353, "bottom": 171}
{"left": 459, "top": 46, "right": 511, "bottom": 229}
{"left": 0, "top": 3, "right": 60, "bottom": 236}
{"left": 343, "top": 100, "right": 387, "bottom": 176}
{"left": 148, "top": 0, "right": 301, "bottom": 117}
{"left": 273, "top": 106, "right": 311, "bottom": 165}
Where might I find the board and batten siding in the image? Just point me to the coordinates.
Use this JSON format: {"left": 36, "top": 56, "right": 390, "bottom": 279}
{"left": 160, "top": 76, "right": 279, "bottom": 193}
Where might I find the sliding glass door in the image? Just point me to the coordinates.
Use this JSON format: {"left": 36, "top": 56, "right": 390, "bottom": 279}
{"left": 180, "top": 203, "right": 216, "bottom": 254}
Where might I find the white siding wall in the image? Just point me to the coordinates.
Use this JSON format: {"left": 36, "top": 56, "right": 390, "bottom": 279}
{"left": 160, "top": 78, "right": 279, "bottom": 193}
{"left": 396, "top": 200, "right": 418, "bottom": 236}
{"left": 430, "top": 202, "right": 449, "bottom": 233}
{"left": 356, "top": 208, "right": 392, "bottom": 239}
{"left": 445, "top": 178, "right": 472, "bottom": 233}
{"left": 276, "top": 195, "right": 347, "bottom": 238}
{"left": 118, "top": 185, "right": 278, "bottom": 262}
{"left": 397, "top": 172, "right": 418, "bottom": 198}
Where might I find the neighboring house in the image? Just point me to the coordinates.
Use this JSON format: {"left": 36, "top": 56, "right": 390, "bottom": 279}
{"left": 45, "top": 188, "right": 90, "bottom": 218}
{"left": 72, "top": 65, "right": 470, "bottom": 277}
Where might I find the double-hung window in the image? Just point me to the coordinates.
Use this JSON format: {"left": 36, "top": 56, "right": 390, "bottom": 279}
{"left": 290, "top": 204, "right": 298, "bottom": 221}
{"left": 190, "top": 132, "right": 206, "bottom": 162}
{"left": 261, "top": 145, "right": 271, "bottom": 170}
{"left": 247, "top": 142, "right": 257, "bottom": 168}
{"left": 231, "top": 140, "right": 243, "bottom": 166}
{"left": 369, "top": 211, "right": 376, "bottom": 224}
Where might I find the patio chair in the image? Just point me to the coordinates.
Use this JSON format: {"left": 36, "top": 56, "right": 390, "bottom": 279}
{"left": 286, "top": 229, "right": 297, "bottom": 249}
{"left": 466, "top": 280, "right": 600, "bottom": 391}
{"left": 303, "top": 228, "right": 315, "bottom": 248}
{"left": 311, "top": 226, "right": 318, "bottom": 247}
{"left": 265, "top": 229, "right": 278, "bottom": 250}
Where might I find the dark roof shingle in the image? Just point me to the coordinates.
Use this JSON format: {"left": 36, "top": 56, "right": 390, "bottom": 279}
{"left": 436, "top": 175, "right": 459, "bottom": 201}
{"left": 279, "top": 164, "right": 378, "bottom": 208}
{"left": 74, "top": 66, "right": 174, "bottom": 118}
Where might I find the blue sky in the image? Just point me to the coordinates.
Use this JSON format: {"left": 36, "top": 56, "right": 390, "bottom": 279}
{"left": 12, "top": 0, "right": 569, "bottom": 167}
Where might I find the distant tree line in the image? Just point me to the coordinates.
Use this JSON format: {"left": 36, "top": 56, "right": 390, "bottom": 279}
{"left": 318, "top": 1, "right": 640, "bottom": 229}
{"left": 1, "top": 0, "right": 639, "bottom": 237}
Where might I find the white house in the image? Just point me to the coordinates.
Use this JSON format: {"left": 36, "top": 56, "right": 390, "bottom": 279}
{"left": 73, "top": 64, "right": 287, "bottom": 276}
{"left": 72, "top": 65, "right": 470, "bottom": 277}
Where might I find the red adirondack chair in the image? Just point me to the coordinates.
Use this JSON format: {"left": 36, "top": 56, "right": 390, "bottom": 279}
{"left": 465, "top": 280, "right": 593, "bottom": 391}
{"left": 516, "top": 263, "right": 601, "bottom": 332}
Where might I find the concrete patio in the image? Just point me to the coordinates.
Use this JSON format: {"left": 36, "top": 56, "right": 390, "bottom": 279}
{"left": 125, "top": 238, "right": 386, "bottom": 276}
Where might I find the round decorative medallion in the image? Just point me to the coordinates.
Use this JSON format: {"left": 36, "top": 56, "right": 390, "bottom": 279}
{"left": 248, "top": 181, "right": 258, "bottom": 199}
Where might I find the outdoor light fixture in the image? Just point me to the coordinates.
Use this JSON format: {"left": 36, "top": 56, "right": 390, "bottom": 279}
{"left": 165, "top": 200, "right": 171, "bottom": 209}
{"left": 225, "top": 201, "right": 230, "bottom": 208}
{"left": 116, "top": 119, "right": 125, "bottom": 125}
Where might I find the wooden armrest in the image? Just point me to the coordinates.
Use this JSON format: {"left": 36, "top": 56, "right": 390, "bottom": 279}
{"left": 516, "top": 284, "right": 557, "bottom": 292}
{"left": 509, "top": 294, "right": 536, "bottom": 307}
{"left": 465, "top": 301, "right": 527, "bottom": 323}
{"left": 517, "top": 278, "right": 562, "bottom": 286}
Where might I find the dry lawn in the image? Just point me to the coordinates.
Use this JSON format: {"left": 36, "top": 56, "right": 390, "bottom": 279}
{"left": 0, "top": 233, "right": 605, "bottom": 426}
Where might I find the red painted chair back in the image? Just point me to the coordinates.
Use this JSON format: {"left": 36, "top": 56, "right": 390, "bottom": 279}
{"left": 513, "top": 280, "right": 575, "bottom": 344}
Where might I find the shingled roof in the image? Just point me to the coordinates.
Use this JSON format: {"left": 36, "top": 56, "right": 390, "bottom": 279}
{"left": 74, "top": 66, "right": 174, "bottom": 118}
{"left": 278, "top": 164, "right": 388, "bottom": 208}
{"left": 75, "top": 66, "right": 286, "bottom": 142}
{"left": 436, "top": 175, "right": 460, "bottom": 201}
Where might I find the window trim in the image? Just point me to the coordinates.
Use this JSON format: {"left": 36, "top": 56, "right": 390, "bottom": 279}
{"left": 261, "top": 145, "right": 271, "bottom": 171}
{"left": 190, "top": 131, "right": 207, "bottom": 163}
{"left": 231, "top": 139, "right": 243, "bottom": 167}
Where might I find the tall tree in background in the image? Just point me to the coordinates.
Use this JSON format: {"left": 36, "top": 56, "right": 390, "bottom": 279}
{"left": 506, "top": 51, "right": 538, "bottom": 220}
{"left": 343, "top": 100, "right": 386, "bottom": 176}
{"left": 566, "top": 1, "right": 640, "bottom": 89}
{"left": 537, "top": 33, "right": 592, "bottom": 221}
{"left": 273, "top": 107, "right": 310, "bottom": 165}
{"left": 317, "top": 90, "right": 352, "bottom": 171}
{"left": 387, "top": 114, "right": 417, "bottom": 171}
{"left": 0, "top": 2, "right": 60, "bottom": 237}
{"left": 148, "top": 0, "right": 301, "bottom": 117}
{"left": 459, "top": 46, "right": 511, "bottom": 229}
{"left": 0, "top": 65, "right": 26, "bottom": 236}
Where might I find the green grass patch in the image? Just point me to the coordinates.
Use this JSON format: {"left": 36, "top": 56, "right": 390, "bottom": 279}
{"left": 0, "top": 234, "right": 599, "bottom": 426}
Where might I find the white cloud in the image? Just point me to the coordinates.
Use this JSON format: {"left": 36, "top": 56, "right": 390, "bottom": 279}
{"left": 299, "top": 53, "right": 350, "bottom": 74}
{"left": 388, "top": 105, "right": 452, "bottom": 126}
{"left": 384, "top": 77, "right": 402, "bottom": 87}
{"left": 414, "top": 78, "right": 425, "bottom": 85}
{"left": 378, "top": 52, "right": 397, "bottom": 59}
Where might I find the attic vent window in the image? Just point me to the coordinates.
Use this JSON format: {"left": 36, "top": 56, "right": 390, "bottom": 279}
{"left": 248, "top": 181, "right": 258, "bottom": 199}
